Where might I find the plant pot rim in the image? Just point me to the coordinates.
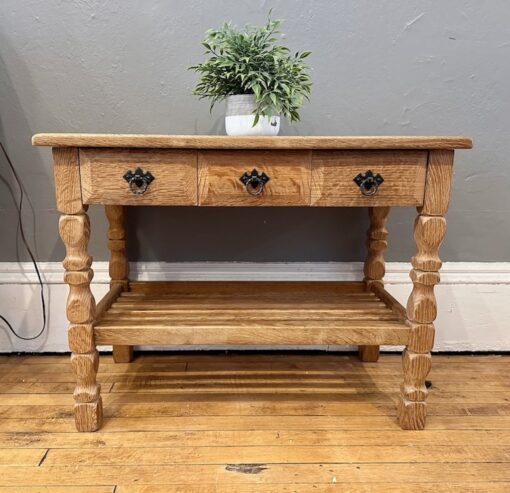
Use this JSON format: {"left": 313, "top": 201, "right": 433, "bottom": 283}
{"left": 226, "top": 94, "right": 256, "bottom": 100}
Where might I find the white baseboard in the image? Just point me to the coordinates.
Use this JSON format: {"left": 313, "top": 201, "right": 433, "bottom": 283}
{"left": 1, "top": 261, "right": 509, "bottom": 352}
{"left": 3, "top": 261, "right": 510, "bottom": 284}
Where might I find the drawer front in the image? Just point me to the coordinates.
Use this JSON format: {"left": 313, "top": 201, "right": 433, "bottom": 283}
{"left": 311, "top": 150, "right": 427, "bottom": 206}
{"left": 198, "top": 150, "right": 311, "bottom": 206}
{"left": 80, "top": 149, "right": 197, "bottom": 205}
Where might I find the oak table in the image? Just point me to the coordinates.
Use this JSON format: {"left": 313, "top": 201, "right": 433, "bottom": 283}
{"left": 33, "top": 134, "right": 472, "bottom": 432}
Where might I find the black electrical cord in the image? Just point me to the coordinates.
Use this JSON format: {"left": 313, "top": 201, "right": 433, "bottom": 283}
{"left": 0, "top": 141, "right": 46, "bottom": 340}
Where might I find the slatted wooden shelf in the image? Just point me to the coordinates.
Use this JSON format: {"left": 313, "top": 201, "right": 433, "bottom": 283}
{"left": 94, "top": 281, "right": 410, "bottom": 346}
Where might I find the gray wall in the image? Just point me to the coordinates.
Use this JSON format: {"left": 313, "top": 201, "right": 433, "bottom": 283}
{"left": 1, "top": 0, "right": 508, "bottom": 263}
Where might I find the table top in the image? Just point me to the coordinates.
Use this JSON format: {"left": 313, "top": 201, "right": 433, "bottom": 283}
{"left": 32, "top": 134, "right": 473, "bottom": 150}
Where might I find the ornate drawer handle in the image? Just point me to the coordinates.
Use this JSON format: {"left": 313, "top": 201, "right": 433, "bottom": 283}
{"left": 123, "top": 167, "right": 155, "bottom": 195}
{"left": 353, "top": 170, "right": 384, "bottom": 196}
{"left": 239, "top": 169, "right": 270, "bottom": 197}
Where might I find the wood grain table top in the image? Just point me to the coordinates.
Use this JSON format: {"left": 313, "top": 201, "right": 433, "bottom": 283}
{"left": 32, "top": 133, "right": 473, "bottom": 149}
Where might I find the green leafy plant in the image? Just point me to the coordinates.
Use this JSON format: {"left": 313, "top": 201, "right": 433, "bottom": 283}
{"left": 190, "top": 15, "right": 312, "bottom": 125}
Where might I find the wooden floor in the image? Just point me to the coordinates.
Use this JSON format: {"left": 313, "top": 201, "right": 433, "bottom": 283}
{"left": 1, "top": 352, "right": 510, "bottom": 491}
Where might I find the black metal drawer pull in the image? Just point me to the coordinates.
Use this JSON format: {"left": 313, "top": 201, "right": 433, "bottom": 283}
{"left": 240, "top": 168, "right": 270, "bottom": 197}
{"left": 123, "top": 167, "right": 155, "bottom": 195}
{"left": 353, "top": 170, "right": 384, "bottom": 196}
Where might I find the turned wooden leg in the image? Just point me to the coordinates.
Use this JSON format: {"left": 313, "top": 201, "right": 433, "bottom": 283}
{"left": 359, "top": 206, "right": 390, "bottom": 362}
{"left": 105, "top": 205, "right": 133, "bottom": 363}
{"left": 397, "top": 150, "right": 454, "bottom": 430}
{"left": 59, "top": 211, "right": 102, "bottom": 432}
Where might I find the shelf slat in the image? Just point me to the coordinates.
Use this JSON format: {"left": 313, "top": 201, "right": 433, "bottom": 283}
{"left": 95, "top": 325, "right": 409, "bottom": 346}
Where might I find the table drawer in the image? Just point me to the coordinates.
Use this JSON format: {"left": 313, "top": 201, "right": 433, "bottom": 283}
{"left": 80, "top": 148, "right": 197, "bottom": 205}
{"left": 311, "top": 150, "right": 427, "bottom": 206}
{"left": 198, "top": 150, "right": 311, "bottom": 206}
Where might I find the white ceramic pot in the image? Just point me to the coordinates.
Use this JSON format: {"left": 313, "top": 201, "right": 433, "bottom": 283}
{"left": 225, "top": 94, "right": 280, "bottom": 136}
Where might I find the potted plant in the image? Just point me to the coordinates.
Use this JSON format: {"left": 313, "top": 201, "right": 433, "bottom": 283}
{"left": 190, "top": 15, "right": 312, "bottom": 136}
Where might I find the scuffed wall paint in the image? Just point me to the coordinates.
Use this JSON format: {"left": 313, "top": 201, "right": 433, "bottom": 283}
{"left": 0, "top": 0, "right": 509, "bottom": 262}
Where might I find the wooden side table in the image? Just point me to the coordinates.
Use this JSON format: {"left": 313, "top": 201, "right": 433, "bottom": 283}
{"left": 33, "top": 134, "right": 472, "bottom": 432}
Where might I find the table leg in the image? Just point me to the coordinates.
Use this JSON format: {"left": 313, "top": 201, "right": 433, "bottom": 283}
{"left": 397, "top": 150, "right": 453, "bottom": 430}
{"left": 398, "top": 214, "right": 444, "bottom": 429}
{"left": 105, "top": 205, "right": 133, "bottom": 363}
{"left": 59, "top": 212, "right": 102, "bottom": 431}
{"left": 359, "top": 206, "right": 390, "bottom": 362}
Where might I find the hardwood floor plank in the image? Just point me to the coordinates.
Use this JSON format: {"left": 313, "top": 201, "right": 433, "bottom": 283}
{"left": 3, "top": 372, "right": 510, "bottom": 390}
{"left": 0, "top": 488, "right": 114, "bottom": 493}
{"left": 4, "top": 353, "right": 507, "bottom": 365}
{"left": 2, "top": 463, "right": 510, "bottom": 486}
{"left": 135, "top": 352, "right": 503, "bottom": 364}
{"left": 114, "top": 484, "right": 510, "bottom": 493}
{"left": 0, "top": 448, "right": 47, "bottom": 466}
{"left": 102, "top": 383, "right": 510, "bottom": 404}
{"left": 4, "top": 373, "right": 510, "bottom": 402}
{"left": 181, "top": 359, "right": 510, "bottom": 371}
{"left": 4, "top": 401, "right": 510, "bottom": 420}
{"left": 7, "top": 363, "right": 510, "bottom": 377}
{"left": 3, "top": 415, "right": 510, "bottom": 433}
{"left": 2, "top": 392, "right": 510, "bottom": 414}
{"left": 0, "top": 383, "right": 114, "bottom": 394}
{"left": 3, "top": 429, "right": 510, "bottom": 449}
{"left": 1, "top": 362, "right": 187, "bottom": 374}
{"left": 43, "top": 444, "right": 510, "bottom": 466}
{"left": 0, "top": 354, "right": 112, "bottom": 365}
{"left": 2, "top": 355, "right": 508, "bottom": 375}
{"left": 0, "top": 395, "right": 74, "bottom": 406}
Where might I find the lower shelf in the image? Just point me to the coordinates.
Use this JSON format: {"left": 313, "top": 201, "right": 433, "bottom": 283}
{"left": 94, "top": 281, "right": 410, "bottom": 346}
